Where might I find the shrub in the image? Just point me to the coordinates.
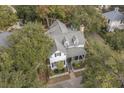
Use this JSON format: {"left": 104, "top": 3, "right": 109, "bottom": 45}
{"left": 56, "top": 61, "right": 64, "bottom": 70}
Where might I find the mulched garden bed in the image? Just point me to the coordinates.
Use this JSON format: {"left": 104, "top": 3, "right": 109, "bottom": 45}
{"left": 72, "top": 61, "right": 85, "bottom": 70}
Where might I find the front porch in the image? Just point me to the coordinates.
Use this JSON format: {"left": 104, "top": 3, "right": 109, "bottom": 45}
{"left": 67, "top": 55, "right": 85, "bottom": 72}
{"left": 49, "top": 53, "right": 86, "bottom": 77}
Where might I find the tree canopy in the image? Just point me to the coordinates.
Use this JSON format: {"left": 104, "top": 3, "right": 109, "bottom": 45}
{"left": 0, "top": 22, "right": 53, "bottom": 87}
{"left": 0, "top": 6, "right": 17, "bottom": 30}
{"left": 37, "top": 6, "right": 106, "bottom": 31}
{"left": 100, "top": 30, "right": 124, "bottom": 51}
{"left": 82, "top": 33, "right": 124, "bottom": 88}
{"left": 14, "top": 6, "right": 40, "bottom": 24}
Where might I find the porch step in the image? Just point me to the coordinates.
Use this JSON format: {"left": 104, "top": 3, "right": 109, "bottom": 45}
{"left": 70, "top": 72, "right": 75, "bottom": 79}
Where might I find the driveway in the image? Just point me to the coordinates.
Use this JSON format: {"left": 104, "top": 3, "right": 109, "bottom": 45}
{"left": 47, "top": 76, "right": 82, "bottom": 88}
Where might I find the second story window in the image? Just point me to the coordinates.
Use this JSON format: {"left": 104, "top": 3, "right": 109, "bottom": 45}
{"left": 55, "top": 52, "right": 61, "bottom": 57}
{"left": 63, "top": 37, "right": 69, "bottom": 48}
{"left": 120, "top": 20, "right": 124, "bottom": 24}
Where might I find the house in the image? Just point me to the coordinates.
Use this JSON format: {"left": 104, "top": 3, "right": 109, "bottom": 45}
{"left": 47, "top": 20, "right": 86, "bottom": 70}
{"left": 98, "top": 5, "right": 111, "bottom": 10}
{"left": 103, "top": 7, "right": 124, "bottom": 32}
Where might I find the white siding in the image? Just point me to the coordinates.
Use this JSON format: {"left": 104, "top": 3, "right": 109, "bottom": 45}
{"left": 109, "top": 20, "right": 121, "bottom": 28}
{"left": 49, "top": 51, "right": 67, "bottom": 70}
{"left": 50, "top": 51, "right": 66, "bottom": 63}
{"left": 108, "top": 20, "right": 124, "bottom": 31}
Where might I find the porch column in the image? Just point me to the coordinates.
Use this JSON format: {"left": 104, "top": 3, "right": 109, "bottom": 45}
{"left": 64, "top": 60, "right": 67, "bottom": 67}
{"left": 78, "top": 56, "right": 80, "bottom": 61}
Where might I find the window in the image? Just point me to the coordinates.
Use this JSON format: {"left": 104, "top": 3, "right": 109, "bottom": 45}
{"left": 82, "top": 55, "right": 85, "bottom": 57}
{"left": 63, "top": 37, "right": 69, "bottom": 48}
{"left": 79, "top": 55, "right": 83, "bottom": 59}
{"left": 52, "top": 63, "right": 56, "bottom": 68}
{"left": 108, "top": 19, "right": 110, "bottom": 23}
{"left": 72, "top": 36, "right": 79, "bottom": 46}
{"left": 64, "top": 41, "right": 69, "bottom": 48}
{"left": 55, "top": 52, "right": 61, "bottom": 57}
{"left": 75, "top": 56, "right": 78, "bottom": 60}
{"left": 120, "top": 20, "right": 124, "bottom": 24}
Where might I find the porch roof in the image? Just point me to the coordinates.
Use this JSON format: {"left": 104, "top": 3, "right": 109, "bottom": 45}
{"left": 66, "top": 47, "right": 86, "bottom": 58}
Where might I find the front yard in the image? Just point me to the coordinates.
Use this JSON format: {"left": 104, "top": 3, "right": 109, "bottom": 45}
{"left": 48, "top": 66, "right": 68, "bottom": 76}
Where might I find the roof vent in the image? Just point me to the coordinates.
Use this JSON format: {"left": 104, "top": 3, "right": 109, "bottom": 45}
{"left": 115, "top": 7, "right": 119, "bottom": 12}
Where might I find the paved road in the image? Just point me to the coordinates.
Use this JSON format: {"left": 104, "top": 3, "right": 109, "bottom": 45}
{"left": 47, "top": 76, "right": 82, "bottom": 88}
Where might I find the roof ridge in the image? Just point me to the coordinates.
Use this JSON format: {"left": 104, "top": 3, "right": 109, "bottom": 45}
{"left": 56, "top": 20, "right": 63, "bottom": 33}
{"left": 56, "top": 20, "right": 68, "bottom": 33}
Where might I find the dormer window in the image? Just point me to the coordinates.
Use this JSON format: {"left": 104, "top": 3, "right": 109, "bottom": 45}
{"left": 63, "top": 37, "right": 69, "bottom": 48}
{"left": 55, "top": 52, "right": 61, "bottom": 57}
{"left": 120, "top": 20, "right": 124, "bottom": 24}
{"left": 108, "top": 19, "right": 110, "bottom": 23}
{"left": 114, "top": 7, "right": 119, "bottom": 12}
{"left": 64, "top": 41, "right": 69, "bottom": 48}
{"left": 72, "top": 36, "right": 79, "bottom": 46}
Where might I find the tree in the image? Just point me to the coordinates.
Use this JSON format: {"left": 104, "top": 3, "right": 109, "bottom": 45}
{"left": 99, "top": 30, "right": 124, "bottom": 51}
{"left": 0, "top": 22, "right": 53, "bottom": 87}
{"left": 37, "top": 6, "right": 106, "bottom": 31}
{"left": 14, "top": 6, "right": 40, "bottom": 24}
{"left": 0, "top": 6, "right": 17, "bottom": 30}
{"left": 66, "top": 6, "right": 106, "bottom": 32}
{"left": 37, "top": 6, "right": 67, "bottom": 28}
{"left": 82, "top": 33, "right": 122, "bottom": 88}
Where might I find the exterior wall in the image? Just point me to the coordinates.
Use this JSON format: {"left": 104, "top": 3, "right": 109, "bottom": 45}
{"left": 50, "top": 51, "right": 66, "bottom": 63}
{"left": 50, "top": 51, "right": 67, "bottom": 70}
{"left": 108, "top": 20, "right": 124, "bottom": 32}
{"left": 50, "top": 60, "right": 67, "bottom": 70}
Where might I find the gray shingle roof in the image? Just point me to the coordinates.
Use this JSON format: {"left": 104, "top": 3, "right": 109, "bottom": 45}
{"left": 0, "top": 32, "right": 11, "bottom": 47}
{"left": 47, "top": 20, "right": 86, "bottom": 58}
{"left": 47, "top": 20, "right": 70, "bottom": 35}
{"left": 103, "top": 9, "right": 124, "bottom": 21}
{"left": 67, "top": 47, "right": 86, "bottom": 58}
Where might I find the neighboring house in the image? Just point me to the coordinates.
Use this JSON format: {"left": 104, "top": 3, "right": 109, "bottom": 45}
{"left": 103, "top": 7, "right": 124, "bottom": 32}
{"left": 47, "top": 20, "right": 86, "bottom": 70}
{"left": 99, "top": 5, "right": 111, "bottom": 10}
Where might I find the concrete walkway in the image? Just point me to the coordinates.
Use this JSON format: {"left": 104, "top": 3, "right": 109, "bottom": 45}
{"left": 47, "top": 76, "right": 82, "bottom": 88}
